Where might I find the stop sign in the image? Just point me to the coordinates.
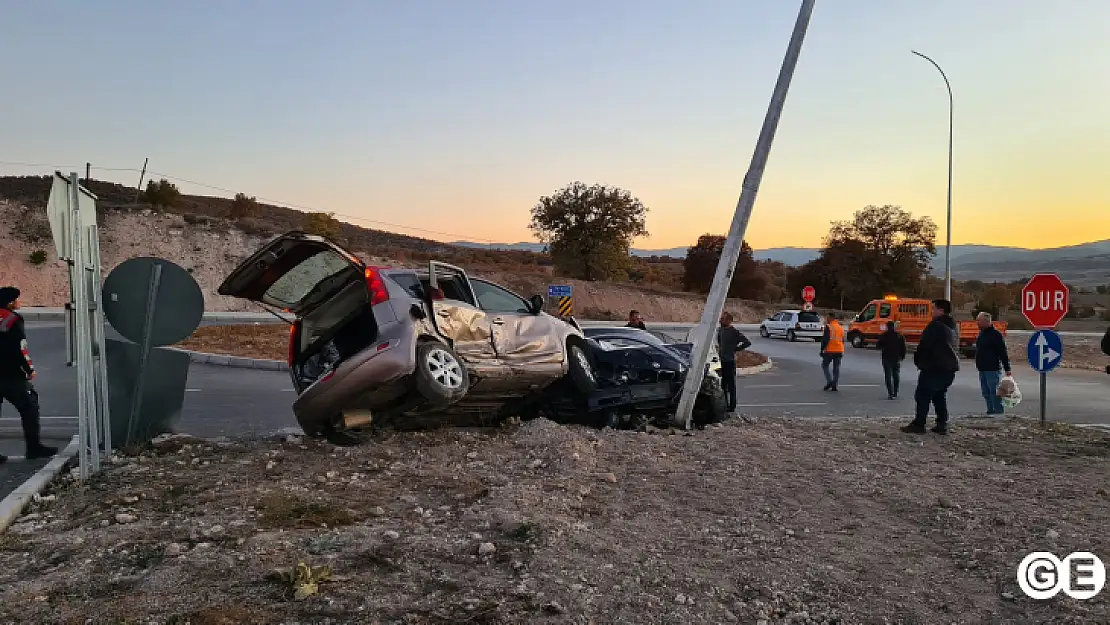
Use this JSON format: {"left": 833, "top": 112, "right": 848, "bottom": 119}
{"left": 1021, "top": 273, "right": 1069, "bottom": 329}
{"left": 801, "top": 286, "right": 815, "bottom": 302}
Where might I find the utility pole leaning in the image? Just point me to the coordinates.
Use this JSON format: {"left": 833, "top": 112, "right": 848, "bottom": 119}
{"left": 673, "top": 0, "right": 816, "bottom": 429}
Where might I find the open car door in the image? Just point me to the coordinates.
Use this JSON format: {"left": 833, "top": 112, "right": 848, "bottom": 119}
{"left": 423, "top": 261, "right": 503, "bottom": 376}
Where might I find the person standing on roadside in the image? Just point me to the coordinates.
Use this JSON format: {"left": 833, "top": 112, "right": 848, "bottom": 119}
{"left": 875, "top": 321, "right": 907, "bottom": 400}
{"left": 717, "top": 312, "right": 752, "bottom": 414}
{"left": 626, "top": 310, "right": 647, "bottom": 330}
{"left": 973, "top": 312, "right": 1011, "bottom": 415}
{"left": 0, "top": 287, "right": 58, "bottom": 463}
{"left": 819, "top": 313, "right": 845, "bottom": 391}
{"left": 902, "top": 299, "right": 960, "bottom": 436}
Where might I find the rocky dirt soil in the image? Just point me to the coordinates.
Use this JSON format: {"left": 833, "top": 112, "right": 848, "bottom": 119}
{"left": 1, "top": 417, "right": 1107, "bottom": 624}
{"left": 1, "top": 199, "right": 775, "bottom": 323}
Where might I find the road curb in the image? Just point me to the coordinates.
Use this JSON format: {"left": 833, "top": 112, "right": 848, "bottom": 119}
{"left": 737, "top": 358, "right": 774, "bottom": 376}
{"left": 0, "top": 435, "right": 79, "bottom": 534}
{"left": 165, "top": 347, "right": 289, "bottom": 372}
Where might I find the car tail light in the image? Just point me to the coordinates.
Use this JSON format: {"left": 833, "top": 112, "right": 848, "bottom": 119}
{"left": 287, "top": 321, "right": 299, "bottom": 366}
{"left": 365, "top": 267, "right": 389, "bottom": 306}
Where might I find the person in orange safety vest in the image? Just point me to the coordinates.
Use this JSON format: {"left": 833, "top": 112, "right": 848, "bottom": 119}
{"left": 820, "top": 313, "right": 845, "bottom": 391}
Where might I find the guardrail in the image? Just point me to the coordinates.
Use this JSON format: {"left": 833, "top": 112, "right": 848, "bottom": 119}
{"left": 19, "top": 308, "right": 1103, "bottom": 337}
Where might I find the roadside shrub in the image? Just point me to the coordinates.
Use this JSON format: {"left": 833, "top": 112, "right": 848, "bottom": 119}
{"left": 10, "top": 208, "right": 52, "bottom": 244}
{"left": 28, "top": 249, "right": 48, "bottom": 265}
{"left": 237, "top": 218, "right": 274, "bottom": 237}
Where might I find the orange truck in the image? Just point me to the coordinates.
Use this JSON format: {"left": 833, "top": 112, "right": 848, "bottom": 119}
{"left": 844, "top": 295, "right": 1007, "bottom": 358}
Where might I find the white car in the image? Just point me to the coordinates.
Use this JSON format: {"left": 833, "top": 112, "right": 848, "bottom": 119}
{"left": 758, "top": 310, "right": 825, "bottom": 342}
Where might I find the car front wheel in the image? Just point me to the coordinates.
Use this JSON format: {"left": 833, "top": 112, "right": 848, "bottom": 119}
{"left": 759, "top": 326, "right": 769, "bottom": 338}
{"left": 850, "top": 333, "right": 866, "bottom": 349}
{"left": 414, "top": 341, "right": 470, "bottom": 405}
{"left": 787, "top": 330, "right": 797, "bottom": 342}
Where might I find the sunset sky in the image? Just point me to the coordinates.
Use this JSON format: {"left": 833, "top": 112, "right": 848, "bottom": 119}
{"left": 2, "top": 0, "right": 1108, "bottom": 250}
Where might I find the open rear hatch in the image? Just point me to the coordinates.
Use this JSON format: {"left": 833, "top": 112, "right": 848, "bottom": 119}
{"left": 218, "top": 232, "right": 378, "bottom": 388}
{"left": 217, "top": 232, "right": 365, "bottom": 315}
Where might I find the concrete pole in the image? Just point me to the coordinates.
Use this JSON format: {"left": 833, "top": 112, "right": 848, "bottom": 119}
{"left": 673, "top": 0, "right": 816, "bottom": 428}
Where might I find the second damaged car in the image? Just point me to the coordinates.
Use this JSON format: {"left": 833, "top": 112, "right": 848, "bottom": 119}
{"left": 218, "top": 231, "right": 597, "bottom": 443}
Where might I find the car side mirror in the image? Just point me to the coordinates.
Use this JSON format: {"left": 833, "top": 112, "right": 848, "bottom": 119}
{"left": 528, "top": 294, "right": 545, "bottom": 314}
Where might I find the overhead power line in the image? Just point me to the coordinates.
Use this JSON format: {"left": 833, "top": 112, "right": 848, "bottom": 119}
{"left": 0, "top": 159, "right": 500, "bottom": 245}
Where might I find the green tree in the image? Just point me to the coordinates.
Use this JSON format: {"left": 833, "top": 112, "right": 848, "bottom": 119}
{"left": 528, "top": 182, "right": 648, "bottom": 281}
{"left": 812, "top": 205, "right": 937, "bottom": 308}
{"left": 229, "top": 193, "right": 258, "bottom": 220}
{"left": 143, "top": 178, "right": 181, "bottom": 209}
{"left": 681, "top": 235, "right": 767, "bottom": 300}
{"left": 304, "top": 211, "right": 342, "bottom": 240}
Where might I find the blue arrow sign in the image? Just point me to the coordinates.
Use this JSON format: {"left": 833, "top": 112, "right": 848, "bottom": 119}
{"left": 547, "top": 284, "right": 572, "bottom": 298}
{"left": 1026, "top": 329, "right": 1063, "bottom": 373}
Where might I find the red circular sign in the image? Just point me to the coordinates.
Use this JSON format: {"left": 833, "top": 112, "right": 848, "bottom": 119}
{"left": 801, "top": 286, "right": 815, "bottom": 302}
{"left": 1020, "top": 273, "right": 1069, "bottom": 329}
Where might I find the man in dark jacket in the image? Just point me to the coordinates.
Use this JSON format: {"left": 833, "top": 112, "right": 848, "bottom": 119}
{"left": 0, "top": 287, "right": 58, "bottom": 463}
{"left": 902, "top": 299, "right": 960, "bottom": 435}
{"left": 717, "top": 312, "right": 752, "bottom": 414}
{"left": 974, "top": 312, "right": 1011, "bottom": 415}
{"left": 875, "top": 321, "right": 907, "bottom": 400}
{"left": 626, "top": 310, "right": 647, "bottom": 330}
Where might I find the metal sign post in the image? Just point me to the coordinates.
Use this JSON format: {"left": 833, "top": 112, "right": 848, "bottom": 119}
{"left": 45, "top": 172, "right": 111, "bottom": 480}
{"left": 1027, "top": 329, "right": 1063, "bottom": 425}
{"left": 673, "top": 0, "right": 816, "bottom": 428}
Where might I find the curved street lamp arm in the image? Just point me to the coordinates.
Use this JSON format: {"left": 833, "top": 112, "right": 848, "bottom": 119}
{"left": 910, "top": 50, "right": 953, "bottom": 104}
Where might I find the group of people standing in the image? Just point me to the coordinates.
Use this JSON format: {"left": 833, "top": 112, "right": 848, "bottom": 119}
{"left": 820, "top": 299, "right": 1016, "bottom": 435}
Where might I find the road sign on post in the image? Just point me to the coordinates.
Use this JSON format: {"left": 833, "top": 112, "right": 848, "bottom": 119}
{"left": 44, "top": 172, "right": 111, "bottom": 481}
{"left": 546, "top": 285, "right": 573, "bottom": 317}
{"left": 673, "top": 0, "right": 815, "bottom": 429}
{"left": 1027, "top": 329, "right": 1063, "bottom": 425}
{"left": 802, "top": 286, "right": 815, "bottom": 302}
{"left": 547, "top": 285, "right": 572, "bottom": 298}
{"left": 1021, "top": 273, "right": 1069, "bottom": 329}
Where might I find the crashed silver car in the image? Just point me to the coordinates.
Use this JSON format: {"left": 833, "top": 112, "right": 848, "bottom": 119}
{"left": 218, "top": 232, "right": 597, "bottom": 442}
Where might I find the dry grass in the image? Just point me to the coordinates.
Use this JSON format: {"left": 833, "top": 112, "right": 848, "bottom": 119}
{"left": 2, "top": 418, "right": 1108, "bottom": 623}
{"left": 176, "top": 324, "right": 289, "bottom": 361}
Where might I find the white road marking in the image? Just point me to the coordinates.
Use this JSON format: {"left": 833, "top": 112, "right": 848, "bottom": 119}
{"left": 735, "top": 402, "right": 827, "bottom": 407}
{"left": 186, "top": 388, "right": 202, "bottom": 392}
{"left": 283, "top": 389, "right": 296, "bottom": 392}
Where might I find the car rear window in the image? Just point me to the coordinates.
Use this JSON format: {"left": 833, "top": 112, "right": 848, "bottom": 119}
{"left": 266, "top": 250, "right": 353, "bottom": 308}
{"left": 798, "top": 312, "right": 821, "bottom": 323}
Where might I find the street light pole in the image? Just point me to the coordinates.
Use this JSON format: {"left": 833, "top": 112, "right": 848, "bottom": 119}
{"left": 911, "top": 49, "right": 953, "bottom": 302}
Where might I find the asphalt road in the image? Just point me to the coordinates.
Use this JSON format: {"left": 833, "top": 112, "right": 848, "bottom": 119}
{"left": 2, "top": 323, "right": 1107, "bottom": 498}
{"left": 726, "top": 333, "right": 1110, "bottom": 425}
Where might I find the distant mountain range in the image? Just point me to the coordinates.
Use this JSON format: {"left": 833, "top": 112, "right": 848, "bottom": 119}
{"left": 450, "top": 239, "right": 1110, "bottom": 286}
{"left": 450, "top": 240, "right": 821, "bottom": 264}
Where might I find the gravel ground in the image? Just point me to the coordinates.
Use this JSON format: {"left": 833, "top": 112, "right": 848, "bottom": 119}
{"left": 1, "top": 417, "right": 1108, "bottom": 625}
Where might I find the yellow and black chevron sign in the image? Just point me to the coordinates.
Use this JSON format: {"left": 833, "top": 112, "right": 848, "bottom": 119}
{"left": 556, "top": 296, "right": 573, "bottom": 317}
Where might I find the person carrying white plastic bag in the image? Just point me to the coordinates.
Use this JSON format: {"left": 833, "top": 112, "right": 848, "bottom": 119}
{"left": 996, "top": 373, "right": 1022, "bottom": 409}
{"left": 973, "top": 312, "right": 1011, "bottom": 415}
